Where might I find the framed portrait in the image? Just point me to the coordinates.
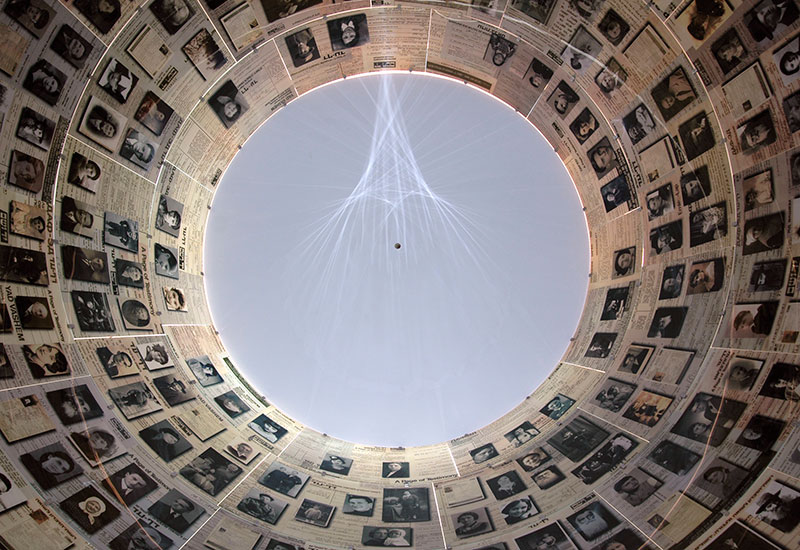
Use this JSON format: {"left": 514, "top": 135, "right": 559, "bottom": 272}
{"left": 20, "top": 442, "right": 82, "bottom": 489}
{"left": 515, "top": 522, "right": 572, "bottom": 550}
{"left": 74, "top": 0, "right": 121, "bottom": 33}
{"left": 66, "top": 153, "right": 101, "bottom": 193}
{"left": 78, "top": 96, "right": 128, "bottom": 152}
{"left": 50, "top": 24, "right": 93, "bottom": 68}
{"left": 134, "top": 91, "right": 173, "bottom": 136}
{"left": 598, "top": 9, "right": 629, "bottom": 45}
{"left": 362, "top": 527, "right": 412, "bottom": 547}
{"left": 97, "top": 58, "right": 138, "bottom": 103}
{"left": 179, "top": 448, "right": 242, "bottom": 496}
{"left": 16, "top": 107, "right": 54, "bottom": 151}
{"left": 22, "top": 59, "right": 64, "bottom": 105}
{"left": 45, "top": 384, "right": 103, "bottom": 425}
{"left": 678, "top": 111, "right": 715, "bottom": 162}
{"left": 22, "top": 343, "right": 69, "bottom": 378}
{"left": 569, "top": 107, "right": 598, "bottom": 144}
{"left": 531, "top": 465, "right": 565, "bottom": 489}
{"left": 248, "top": 413, "right": 288, "bottom": 442}
{"left": 647, "top": 306, "right": 687, "bottom": 338}
{"left": 651, "top": 67, "right": 697, "bottom": 122}
{"left": 611, "top": 246, "right": 635, "bottom": 278}
{"left": 8, "top": 150, "right": 44, "bottom": 193}
{"left": 611, "top": 467, "right": 662, "bottom": 506}
{"left": 547, "top": 81, "right": 579, "bottom": 119}
{"left": 540, "top": 394, "right": 575, "bottom": 419}
{"left": 109, "top": 524, "right": 173, "bottom": 550}
{"left": 680, "top": 165, "right": 711, "bottom": 205}
{"left": 327, "top": 14, "right": 369, "bottom": 50}
{"left": 149, "top": 0, "right": 194, "bottom": 34}
{"left": 566, "top": 501, "right": 620, "bottom": 541}
{"left": 486, "top": 471, "right": 526, "bottom": 500}
{"left": 504, "top": 421, "right": 539, "bottom": 447}
{"left": 592, "top": 378, "right": 635, "bottom": 412}
{"left": 285, "top": 28, "right": 320, "bottom": 67}
{"left": 516, "top": 447, "right": 550, "bottom": 471}
{"left": 154, "top": 243, "right": 180, "bottom": 279}
{"left": 470, "top": 443, "right": 498, "bottom": 464}
{"left": 135, "top": 341, "right": 174, "bottom": 370}
{"left": 61, "top": 245, "right": 110, "bottom": 283}
{"left": 601, "top": 287, "right": 629, "bottom": 321}
{"left": 162, "top": 287, "right": 187, "bottom": 312}
{"left": 382, "top": 461, "right": 409, "bottom": 478}
{"left": 587, "top": 137, "right": 618, "bottom": 178}
{"left": 69, "top": 425, "right": 126, "bottom": 466}
{"left": 214, "top": 390, "right": 250, "bottom": 418}
{"left": 156, "top": 194, "right": 184, "bottom": 237}
{"left": 119, "top": 128, "right": 158, "bottom": 170}
{"left": 118, "top": 298, "right": 153, "bottom": 331}
{"left": 183, "top": 29, "right": 228, "bottom": 80}
{"left": 561, "top": 26, "right": 603, "bottom": 75}
{"left": 585, "top": 332, "right": 617, "bottom": 358}
{"left": 659, "top": 264, "right": 685, "bottom": 299}
{"left": 622, "top": 390, "right": 674, "bottom": 427}
{"left": 258, "top": 462, "right": 309, "bottom": 497}
{"left": 343, "top": 494, "right": 375, "bottom": 516}
{"left": 153, "top": 374, "right": 197, "bottom": 406}
{"left": 452, "top": 507, "right": 494, "bottom": 538}
{"left": 294, "top": 499, "right": 334, "bottom": 527}
{"left": 15, "top": 295, "right": 53, "bottom": 329}
{"left": 694, "top": 457, "right": 749, "bottom": 500}
{"left": 103, "top": 211, "right": 138, "bottom": 252}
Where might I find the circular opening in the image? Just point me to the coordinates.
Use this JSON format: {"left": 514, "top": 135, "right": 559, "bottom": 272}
{"left": 205, "top": 73, "right": 590, "bottom": 446}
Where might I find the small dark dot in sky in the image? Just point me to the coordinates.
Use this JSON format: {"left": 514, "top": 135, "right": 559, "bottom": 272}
{"left": 394, "top": 243, "right": 401, "bottom": 249}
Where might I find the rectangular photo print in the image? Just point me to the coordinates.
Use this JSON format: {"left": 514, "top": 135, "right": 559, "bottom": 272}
{"left": 108, "top": 381, "right": 162, "bottom": 419}
{"left": 259, "top": 461, "right": 310, "bottom": 497}
{"left": 153, "top": 374, "right": 197, "bottom": 406}
{"left": 135, "top": 341, "right": 174, "bottom": 370}
{"left": 21, "top": 442, "right": 83, "bottom": 489}
{"left": 139, "top": 420, "right": 193, "bottom": 462}
{"left": 548, "top": 416, "right": 610, "bottom": 461}
{"left": 115, "top": 259, "right": 145, "bottom": 288}
{"left": 382, "top": 487, "right": 429, "bottom": 522}
{"left": 10, "top": 200, "right": 47, "bottom": 240}
{"left": 237, "top": 487, "right": 288, "bottom": 524}
{"left": 103, "top": 212, "right": 138, "bottom": 252}
{"left": 179, "top": 448, "right": 242, "bottom": 496}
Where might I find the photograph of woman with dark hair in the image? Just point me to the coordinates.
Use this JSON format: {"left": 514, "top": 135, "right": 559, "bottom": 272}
{"left": 154, "top": 243, "right": 179, "bottom": 279}
{"left": 69, "top": 427, "right": 118, "bottom": 465}
{"left": 327, "top": 14, "right": 369, "bottom": 50}
{"left": 4, "top": 0, "right": 52, "bottom": 36}
{"left": 50, "top": 25, "right": 93, "bottom": 68}
{"left": 22, "top": 59, "right": 65, "bottom": 105}
{"left": 23, "top": 343, "right": 69, "bottom": 378}
{"left": 209, "top": 79, "right": 248, "bottom": 128}
{"left": 20, "top": 443, "right": 82, "bottom": 489}
{"left": 74, "top": 0, "right": 121, "bottom": 33}
{"left": 119, "top": 299, "right": 151, "bottom": 329}
{"left": 67, "top": 152, "right": 101, "bottom": 193}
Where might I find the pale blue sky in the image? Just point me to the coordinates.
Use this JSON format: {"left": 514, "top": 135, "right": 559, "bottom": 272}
{"left": 205, "top": 73, "right": 589, "bottom": 447}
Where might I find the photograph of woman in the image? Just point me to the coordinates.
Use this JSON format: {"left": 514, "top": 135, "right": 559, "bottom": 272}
{"left": 209, "top": 79, "right": 248, "bottom": 128}
{"left": 327, "top": 14, "right": 369, "bottom": 50}
{"left": 22, "top": 59, "right": 65, "bottom": 105}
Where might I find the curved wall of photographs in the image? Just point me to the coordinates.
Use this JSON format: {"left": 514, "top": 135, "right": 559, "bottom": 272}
{"left": 0, "top": 0, "right": 800, "bottom": 545}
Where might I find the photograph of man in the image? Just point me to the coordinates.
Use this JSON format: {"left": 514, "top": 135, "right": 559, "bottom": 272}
{"left": 746, "top": 480, "right": 800, "bottom": 532}
{"left": 109, "top": 523, "right": 173, "bottom": 550}
{"left": 258, "top": 462, "right": 309, "bottom": 497}
{"left": 153, "top": 374, "right": 196, "bottom": 406}
{"left": 179, "top": 448, "right": 242, "bottom": 496}
{"left": 469, "top": 443, "right": 498, "bottom": 464}
{"left": 612, "top": 468, "right": 662, "bottom": 506}
{"left": 108, "top": 380, "right": 162, "bottom": 420}
{"left": 237, "top": 488, "right": 288, "bottom": 524}
{"left": 342, "top": 494, "right": 375, "bottom": 516}
{"left": 104, "top": 463, "right": 157, "bottom": 505}
{"left": 647, "top": 307, "right": 688, "bottom": 338}
{"left": 382, "top": 461, "right": 409, "bottom": 478}
{"left": 670, "top": 392, "right": 746, "bottom": 447}
{"left": 382, "top": 488, "right": 430, "bottom": 522}
{"left": 486, "top": 471, "right": 526, "bottom": 500}
{"left": 139, "top": 420, "right": 193, "bottom": 462}
{"left": 148, "top": 489, "right": 204, "bottom": 533}
{"left": 646, "top": 440, "right": 701, "bottom": 475}
{"left": 567, "top": 501, "right": 620, "bottom": 541}
{"left": 504, "top": 421, "right": 539, "bottom": 446}
{"left": 45, "top": 385, "right": 103, "bottom": 425}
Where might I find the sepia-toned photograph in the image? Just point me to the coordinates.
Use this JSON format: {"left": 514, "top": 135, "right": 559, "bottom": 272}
{"left": 149, "top": 0, "right": 194, "bottom": 34}
{"left": 103, "top": 211, "right": 138, "bottom": 252}
{"left": 524, "top": 58, "right": 554, "bottom": 89}
{"left": 736, "top": 414, "right": 785, "bottom": 450}
{"left": 598, "top": 9, "right": 630, "bottom": 44}
{"left": 651, "top": 67, "right": 697, "bottom": 122}
{"left": 74, "top": 0, "right": 121, "bottom": 33}
{"left": 547, "top": 81, "right": 579, "bottom": 119}
{"left": 650, "top": 220, "right": 683, "bottom": 255}
{"left": 320, "top": 453, "right": 353, "bottom": 475}
{"left": 711, "top": 29, "right": 747, "bottom": 74}
{"left": 327, "top": 14, "right": 369, "bottom": 50}
{"left": 62, "top": 245, "right": 109, "bottom": 283}
{"left": 119, "top": 128, "right": 157, "bottom": 169}
{"left": 484, "top": 32, "right": 517, "bottom": 66}
{"left": 8, "top": 150, "right": 44, "bottom": 193}
{"left": 209, "top": 79, "right": 249, "bottom": 128}
{"left": 10, "top": 200, "right": 46, "bottom": 240}
{"left": 585, "top": 332, "right": 616, "bottom": 358}
{"left": 156, "top": 194, "right": 184, "bottom": 237}
{"left": 4, "top": 0, "right": 53, "bottom": 36}
{"left": 601, "top": 175, "right": 631, "bottom": 212}
{"left": 285, "top": 27, "right": 320, "bottom": 67}
{"left": 746, "top": 479, "right": 800, "bottom": 532}
{"left": 737, "top": 110, "right": 777, "bottom": 154}
{"left": 183, "top": 29, "right": 228, "bottom": 80}
{"left": 745, "top": 0, "right": 798, "bottom": 44}
{"left": 78, "top": 96, "right": 128, "bottom": 152}
{"left": 601, "top": 287, "right": 628, "bottom": 321}
{"left": 659, "top": 264, "right": 684, "bottom": 300}
{"left": 680, "top": 166, "right": 711, "bottom": 205}
{"left": 50, "top": 24, "right": 93, "bottom": 68}
{"left": 187, "top": 355, "right": 222, "bottom": 386}
{"left": 23, "top": 343, "right": 69, "bottom": 378}
{"left": 687, "top": 258, "right": 724, "bottom": 294}
{"left": 16, "top": 107, "right": 54, "bottom": 151}
{"left": 225, "top": 440, "right": 259, "bottom": 464}
{"left": 725, "top": 356, "right": 763, "bottom": 391}
{"left": 561, "top": 26, "right": 603, "bottom": 75}
{"left": 531, "top": 465, "right": 565, "bottom": 489}
{"left": 612, "top": 246, "right": 635, "bottom": 278}
{"left": 382, "top": 461, "right": 409, "bottom": 478}
{"left": 622, "top": 103, "right": 657, "bottom": 145}
{"left": 69, "top": 425, "right": 125, "bottom": 466}
{"left": 470, "top": 443, "right": 499, "bottom": 464}
{"left": 136, "top": 341, "right": 174, "bottom": 370}
{"left": 694, "top": 457, "right": 748, "bottom": 500}
{"left": 731, "top": 301, "right": 778, "bottom": 338}
{"left": 134, "top": 91, "right": 173, "bottom": 136}
{"left": 21, "top": 442, "right": 83, "bottom": 489}
{"left": 510, "top": 0, "right": 557, "bottom": 24}
{"left": 163, "top": 287, "right": 187, "bottom": 312}
{"left": 119, "top": 298, "right": 153, "bottom": 331}
{"left": 703, "top": 521, "right": 783, "bottom": 550}
{"left": 645, "top": 183, "right": 674, "bottom": 221}
{"left": 569, "top": 108, "right": 598, "bottom": 144}
{"left": 587, "top": 137, "right": 618, "bottom": 179}
{"left": 742, "top": 170, "right": 774, "bottom": 210}
{"left": 678, "top": 111, "right": 715, "bottom": 161}
{"left": 622, "top": 390, "right": 673, "bottom": 427}
{"left": 140, "top": 420, "right": 193, "bottom": 462}
{"left": 115, "top": 259, "right": 145, "bottom": 288}
{"left": 595, "top": 58, "right": 628, "bottom": 96}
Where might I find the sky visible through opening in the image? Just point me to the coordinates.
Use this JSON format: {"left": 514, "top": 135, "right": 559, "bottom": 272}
{"left": 205, "top": 73, "right": 590, "bottom": 447}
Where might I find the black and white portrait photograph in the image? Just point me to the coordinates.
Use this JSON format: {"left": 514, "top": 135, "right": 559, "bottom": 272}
{"left": 612, "top": 468, "right": 662, "bottom": 506}
{"left": 214, "top": 390, "right": 250, "bottom": 418}
{"left": 711, "top": 29, "right": 747, "bottom": 74}
{"left": 248, "top": 413, "right": 288, "bottom": 442}
{"left": 659, "top": 264, "right": 684, "bottom": 300}
{"left": 149, "top": 0, "right": 194, "bottom": 34}
{"left": 687, "top": 257, "right": 724, "bottom": 294}
{"left": 78, "top": 96, "right": 128, "bottom": 152}
{"left": 238, "top": 488, "right": 288, "bottom": 524}
{"left": 382, "top": 488, "right": 429, "bottom": 522}
{"left": 651, "top": 67, "right": 697, "bottom": 122}
{"left": 327, "top": 14, "right": 369, "bottom": 50}
{"left": 20, "top": 442, "right": 82, "bottom": 489}
{"left": 736, "top": 414, "right": 785, "bottom": 450}
{"left": 295, "top": 498, "right": 334, "bottom": 527}
{"left": 135, "top": 91, "right": 174, "bottom": 136}
{"left": 585, "top": 332, "right": 616, "bottom": 358}
{"left": 98, "top": 58, "right": 138, "bottom": 103}
{"left": 4, "top": 0, "right": 53, "bottom": 36}
{"left": 320, "top": 453, "right": 352, "bottom": 475}
{"left": 670, "top": 392, "right": 746, "bottom": 447}
{"left": 673, "top": 0, "right": 733, "bottom": 45}
{"left": 773, "top": 32, "right": 800, "bottom": 86}
{"left": 703, "top": 521, "right": 784, "bottom": 550}
{"left": 590, "top": 529, "right": 649, "bottom": 550}
{"left": 523, "top": 57, "right": 554, "bottom": 88}
{"left": 689, "top": 202, "right": 728, "bottom": 247}
{"left": 162, "top": 287, "right": 187, "bottom": 312}
{"left": 61, "top": 245, "right": 109, "bottom": 283}
{"left": 452, "top": 507, "right": 494, "bottom": 538}
{"left": 119, "top": 128, "right": 157, "bottom": 169}
{"left": 647, "top": 306, "right": 687, "bottom": 338}
{"left": 540, "top": 393, "right": 575, "bottom": 419}
{"left": 562, "top": 25, "right": 603, "bottom": 75}
{"left": 382, "top": 461, "right": 409, "bottom": 478}
{"left": 153, "top": 374, "right": 197, "bottom": 406}
{"left": 148, "top": 489, "right": 204, "bottom": 533}
{"left": 746, "top": 479, "right": 800, "bottom": 532}
{"left": 505, "top": 421, "right": 539, "bottom": 447}
{"left": 600, "top": 175, "right": 630, "bottom": 212}
{"left": 515, "top": 522, "right": 573, "bottom": 550}
{"left": 601, "top": 287, "right": 628, "bottom": 321}
{"left": 470, "top": 443, "right": 498, "bottom": 463}
{"left": 22, "top": 59, "right": 64, "bottom": 106}
{"left": 8, "top": 150, "right": 44, "bottom": 193}
{"left": 678, "top": 111, "right": 715, "bottom": 162}
{"left": 103, "top": 211, "right": 138, "bottom": 252}
{"left": 612, "top": 246, "right": 635, "bottom": 278}
{"left": 567, "top": 501, "right": 620, "bottom": 541}
{"left": 154, "top": 242, "right": 180, "bottom": 279}
{"left": 156, "top": 194, "right": 184, "bottom": 237}
{"left": 258, "top": 462, "right": 309, "bottom": 497}
{"left": 45, "top": 385, "right": 103, "bottom": 425}
{"left": 587, "top": 137, "right": 618, "bottom": 178}
{"left": 592, "top": 378, "right": 635, "bottom": 412}
{"left": 180, "top": 448, "right": 242, "bottom": 496}
{"left": 510, "top": 0, "right": 557, "bottom": 24}
{"left": 680, "top": 166, "right": 711, "bottom": 205}
{"left": 731, "top": 301, "right": 779, "bottom": 338}
{"left": 50, "top": 24, "right": 93, "bottom": 68}
{"left": 10, "top": 200, "right": 46, "bottom": 240}
{"left": 531, "top": 465, "right": 565, "bottom": 489}
{"left": 737, "top": 110, "right": 777, "bottom": 154}
{"left": 484, "top": 32, "right": 517, "bottom": 66}
{"left": 500, "top": 497, "right": 538, "bottom": 525}
{"left": 572, "top": 434, "right": 638, "bottom": 484}
{"left": 108, "top": 380, "right": 162, "bottom": 419}
{"left": 183, "top": 29, "right": 228, "bottom": 81}
{"left": 136, "top": 341, "right": 174, "bottom": 370}
{"left": 548, "top": 416, "right": 609, "bottom": 462}
{"left": 285, "top": 28, "right": 320, "bottom": 67}
{"left": 646, "top": 440, "right": 701, "bottom": 475}
{"left": 694, "top": 458, "right": 748, "bottom": 500}
{"left": 569, "top": 107, "right": 599, "bottom": 144}
{"left": 487, "top": 470, "right": 527, "bottom": 500}
{"left": 22, "top": 343, "right": 69, "bottom": 378}
{"left": 104, "top": 462, "right": 158, "bottom": 505}
{"left": 759, "top": 362, "right": 800, "bottom": 400}
{"left": 0, "top": 244, "right": 47, "bottom": 286}
{"left": 209, "top": 79, "right": 249, "bottom": 128}
{"left": 115, "top": 259, "right": 145, "bottom": 288}
{"left": 74, "top": 0, "right": 121, "bottom": 33}
{"left": 343, "top": 494, "right": 375, "bottom": 516}
{"left": 598, "top": 9, "right": 629, "bottom": 44}
{"left": 743, "top": 212, "right": 785, "bottom": 255}
{"left": 69, "top": 425, "right": 125, "bottom": 466}
{"left": 66, "top": 152, "right": 101, "bottom": 193}
{"left": 15, "top": 295, "right": 53, "bottom": 329}
{"left": 595, "top": 58, "right": 627, "bottom": 96}
{"left": 362, "top": 527, "right": 412, "bottom": 547}
{"left": 109, "top": 523, "right": 173, "bottom": 550}
{"left": 622, "top": 390, "right": 673, "bottom": 427}
{"left": 783, "top": 90, "right": 800, "bottom": 132}
{"left": 547, "top": 80, "right": 580, "bottom": 119}
{"left": 225, "top": 440, "right": 258, "bottom": 465}
{"left": 187, "top": 355, "right": 222, "bottom": 386}
{"left": 516, "top": 448, "right": 550, "bottom": 471}
{"left": 118, "top": 298, "right": 153, "bottom": 331}
{"left": 59, "top": 485, "right": 120, "bottom": 534}
{"left": 649, "top": 220, "right": 683, "bottom": 255}
{"left": 742, "top": 170, "right": 774, "bottom": 210}
{"left": 725, "top": 356, "right": 763, "bottom": 391}
{"left": 139, "top": 420, "right": 193, "bottom": 462}
{"left": 622, "top": 103, "right": 657, "bottom": 145}
{"left": 260, "top": 0, "right": 322, "bottom": 22}
{"left": 16, "top": 107, "right": 54, "bottom": 151}
{"left": 745, "top": 0, "right": 799, "bottom": 44}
